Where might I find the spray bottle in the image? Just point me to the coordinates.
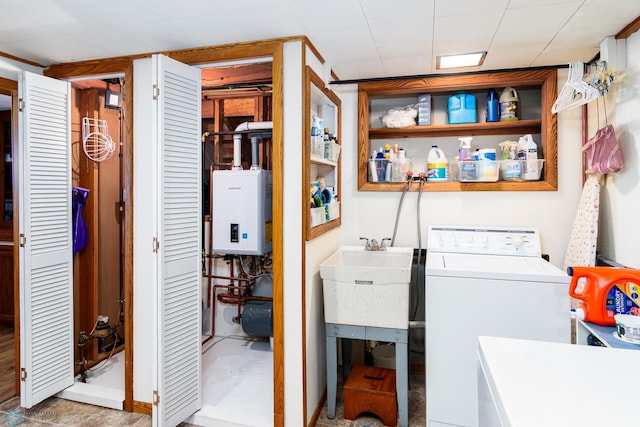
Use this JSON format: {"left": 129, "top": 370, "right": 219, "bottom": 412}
{"left": 457, "top": 137, "right": 476, "bottom": 181}
{"left": 568, "top": 266, "right": 640, "bottom": 326}
{"left": 458, "top": 137, "right": 473, "bottom": 161}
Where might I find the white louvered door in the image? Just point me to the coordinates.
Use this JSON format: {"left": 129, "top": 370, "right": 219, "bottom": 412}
{"left": 18, "top": 72, "right": 74, "bottom": 408}
{"left": 149, "top": 54, "right": 202, "bottom": 427}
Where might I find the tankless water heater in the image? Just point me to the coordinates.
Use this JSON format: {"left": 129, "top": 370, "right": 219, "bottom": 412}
{"left": 211, "top": 169, "right": 272, "bottom": 255}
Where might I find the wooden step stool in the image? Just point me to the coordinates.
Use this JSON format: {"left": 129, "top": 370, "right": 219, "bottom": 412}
{"left": 343, "top": 364, "right": 397, "bottom": 426}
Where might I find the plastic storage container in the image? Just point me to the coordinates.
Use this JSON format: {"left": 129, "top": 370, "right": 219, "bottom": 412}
{"left": 568, "top": 266, "right": 640, "bottom": 326}
{"left": 455, "top": 160, "right": 498, "bottom": 182}
{"left": 448, "top": 93, "right": 476, "bottom": 124}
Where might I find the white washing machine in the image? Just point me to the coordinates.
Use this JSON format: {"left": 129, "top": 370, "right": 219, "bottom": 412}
{"left": 425, "top": 225, "right": 571, "bottom": 427}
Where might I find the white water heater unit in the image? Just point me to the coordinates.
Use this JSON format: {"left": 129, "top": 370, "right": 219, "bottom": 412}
{"left": 211, "top": 169, "right": 272, "bottom": 255}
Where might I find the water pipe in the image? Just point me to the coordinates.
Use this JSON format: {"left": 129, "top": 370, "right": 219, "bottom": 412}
{"left": 232, "top": 121, "right": 273, "bottom": 170}
{"left": 390, "top": 171, "right": 414, "bottom": 247}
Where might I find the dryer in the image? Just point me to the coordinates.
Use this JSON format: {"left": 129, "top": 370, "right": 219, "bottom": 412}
{"left": 425, "top": 225, "right": 570, "bottom": 427}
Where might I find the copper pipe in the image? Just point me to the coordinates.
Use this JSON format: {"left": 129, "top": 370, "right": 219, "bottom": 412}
{"left": 216, "top": 293, "right": 273, "bottom": 304}
{"left": 203, "top": 274, "right": 253, "bottom": 282}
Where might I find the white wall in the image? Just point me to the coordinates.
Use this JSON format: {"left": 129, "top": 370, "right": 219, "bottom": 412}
{"left": 0, "top": 56, "right": 43, "bottom": 79}
{"left": 597, "top": 29, "right": 640, "bottom": 268}
{"left": 335, "top": 75, "right": 584, "bottom": 268}
{"left": 282, "top": 40, "right": 305, "bottom": 427}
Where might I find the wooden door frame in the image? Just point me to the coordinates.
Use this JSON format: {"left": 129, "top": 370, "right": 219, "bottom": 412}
{"left": 0, "top": 76, "right": 19, "bottom": 398}
{"left": 45, "top": 37, "right": 295, "bottom": 424}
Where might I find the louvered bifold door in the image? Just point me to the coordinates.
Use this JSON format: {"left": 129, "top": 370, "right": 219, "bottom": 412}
{"left": 18, "top": 72, "right": 73, "bottom": 408}
{"left": 153, "top": 54, "right": 202, "bottom": 427}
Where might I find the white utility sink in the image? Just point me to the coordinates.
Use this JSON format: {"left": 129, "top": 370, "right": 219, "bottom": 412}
{"left": 320, "top": 246, "right": 413, "bottom": 329}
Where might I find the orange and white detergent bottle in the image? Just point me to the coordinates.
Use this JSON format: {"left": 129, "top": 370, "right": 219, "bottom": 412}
{"left": 568, "top": 266, "right": 640, "bottom": 326}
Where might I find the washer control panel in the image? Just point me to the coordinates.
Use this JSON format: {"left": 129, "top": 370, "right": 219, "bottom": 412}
{"left": 427, "top": 225, "right": 542, "bottom": 257}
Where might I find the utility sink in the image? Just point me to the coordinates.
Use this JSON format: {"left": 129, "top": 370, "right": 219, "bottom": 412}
{"left": 320, "top": 246, "right": 413, "bottom": 329}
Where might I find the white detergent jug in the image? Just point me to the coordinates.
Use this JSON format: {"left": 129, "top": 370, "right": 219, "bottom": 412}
{"left": 499, "top": 87, "right": 519, "bottom": 121}
{"left": 427, "top": 145, "right": 448, "bottom": 181}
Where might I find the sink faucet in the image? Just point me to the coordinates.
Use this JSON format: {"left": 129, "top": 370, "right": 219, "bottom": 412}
{"left": 360, "top": 237, "right": 391, "bottom": 251}
{"left": 380, "top": 238, "right": 391, "bottom": 251}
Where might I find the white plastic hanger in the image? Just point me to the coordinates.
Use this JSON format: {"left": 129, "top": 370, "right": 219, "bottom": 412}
{"left": 552, "top": 62, "right": 600, "bottom": 113}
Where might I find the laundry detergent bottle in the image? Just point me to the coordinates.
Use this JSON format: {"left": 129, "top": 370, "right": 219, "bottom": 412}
{"left": 499, "top": 87, "right": 519, "bottom": 121}
{"left": 485, "top": 88, "right": 499, "bottom": 122}
{"left": 426, "top": 145, "right": 449, "bottom": 181}
{"left": 568, "top": 266, "right": 640, "bottom": 326}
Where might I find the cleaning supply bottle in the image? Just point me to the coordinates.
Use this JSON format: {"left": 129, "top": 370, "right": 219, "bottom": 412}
{"left": 458, "top": 137, "right": 473, "bottom": 161}
{"left": 392, "top": 148, "right": 408, "bottom": 182}
{"left": 427, "top": 145, "right": 448, "bottom": 181}
{"left": 486, "top": 88, "right": 499, "bottom": 122}
{"left": 518, "top": 134, "right": 539, "bottom": 179}
{"left": 457, "top": 137, "right": 475, "bottom": 181}
{"left": 568, "top": 266, "right": 640, "bottom": 326}
{"left": 499, "top": 87, "right": 519, "bottom": 121}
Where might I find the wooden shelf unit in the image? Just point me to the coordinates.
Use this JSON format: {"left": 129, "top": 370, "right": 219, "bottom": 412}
{"left": 304, "top": 67, "right": 341, "bottom": 241}
{"left": 357, "top": 69, "right": 558, "bottom": 192}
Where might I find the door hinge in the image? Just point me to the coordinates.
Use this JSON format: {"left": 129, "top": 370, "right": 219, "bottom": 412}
{"left": 153, "top": 237, "right": 160, "bottom": 253}
{"left": 20, "top": 368, "right": 27, "bottom": 381}
{"left": 153, "top": 84, "right": 160, "bottom": 100}
{"left": 19, "top": 234, "right": 26, "bottom": 247}
{"left": 18, "top": 98, "right": 25, "bottom": 112}
{"left": 153, "top": 390, "right": 160, "bottom": 405}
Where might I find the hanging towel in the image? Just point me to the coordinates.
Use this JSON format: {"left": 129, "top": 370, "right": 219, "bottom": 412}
{"left": 563, "top": 174, "right": 602, "bottom": 270}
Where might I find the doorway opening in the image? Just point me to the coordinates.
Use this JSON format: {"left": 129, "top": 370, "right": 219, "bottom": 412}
{"left": 56, "top": 76, "right": 127, "bottom": 409}
{"left": 0, "top": 91, "right": 16, "bottom": 403}
{"left": 189, "top": 59, "right": 275, "bottom": 426}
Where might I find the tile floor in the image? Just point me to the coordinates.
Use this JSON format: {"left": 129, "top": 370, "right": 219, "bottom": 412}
{"left": 314, "top": 358, "right": 426, "bottom": 427}
{"left": 0, "top": 351, "right": 425, "bottom": 427}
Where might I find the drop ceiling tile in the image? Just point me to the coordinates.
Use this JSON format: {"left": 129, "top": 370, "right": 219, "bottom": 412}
{"left": 216, "top": 0, "right": 288, "bottom": 12}
{"left": 381, "top": 55, "right": 432, "bottom": 77}
{"left": 287, "top": 0, "right": 368, "bottom": 31}
{"left": 533, "top": 46, "right": 600, "bottom": 66}
{"left": 229, "top": 5, "right": 307, "bottom": 39}
{"left": 117, "top": 23, "right": 199, "bottom": 52}
{"left": 496, "top": 2, "right": 583, "bottom": 37}
{"left": 64, "top": 0, "right": 165, "bottom": 27}
{"left": 0, "top": 34, "right": 98, "bottom": 65}
{"left": 133, "top": 0, "right": 223, "bottom": 19}
{"left": 361, "top": 0, "right": 434, "bottom": 24}
{"left": 331, "top": 58, "right": 386, "bottom": 80}
{"left": 172, "top": 14, "right": 252, "bottom": 47}
{"left": 369, "top": 22, "right": 432, "bottom": 56}
{"left": 434, "top": 13, "right": 500, "bottom": 45}
{"left": 310, "top": 30, "right": 378, "bottom": 61}
{"left": 435, "top": 0, "right": 509, "bottom": 17}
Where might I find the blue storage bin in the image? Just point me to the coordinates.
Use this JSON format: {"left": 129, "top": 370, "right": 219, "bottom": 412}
{"left": 448, "top": 94, "right": 477, "bottom": 124}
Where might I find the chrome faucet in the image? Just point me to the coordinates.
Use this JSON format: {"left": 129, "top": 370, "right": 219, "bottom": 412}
{"left": 360, "top": 237, "right": 391, "bottom": 251}
{"left": 380, "top": 238, "right": 391, "bottom": 251}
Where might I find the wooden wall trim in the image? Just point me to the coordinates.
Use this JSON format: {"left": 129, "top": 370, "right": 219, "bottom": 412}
{"left": 132, "top": 400, "right": 152, "bottom": 415}
{"left": 271, "top": 43, "right": 285, "bottom": 427}
{"left": 45, "top": 37, "right": 289, "bottom": 425}
{"left": 617, "top": 15, "right": 640, "bottom": 39}
{"left": 0, "top": 78, "right": 17, "bottom": 91}
{"left": 0, "top": 51, "right": 43, "bottom": 68}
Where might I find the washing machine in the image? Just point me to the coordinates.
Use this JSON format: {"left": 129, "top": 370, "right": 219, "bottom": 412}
{"left": 425, "top": 225, "right": 570, "bottom": 427}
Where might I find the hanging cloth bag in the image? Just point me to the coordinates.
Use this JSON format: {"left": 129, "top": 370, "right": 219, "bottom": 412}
{"left": 582, "top": 97, "right": 623, "bottom": 174}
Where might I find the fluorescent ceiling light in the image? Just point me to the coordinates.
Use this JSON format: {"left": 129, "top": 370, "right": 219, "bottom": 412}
{"left": 437, "top": 51, "right": 487, "bottom": 70}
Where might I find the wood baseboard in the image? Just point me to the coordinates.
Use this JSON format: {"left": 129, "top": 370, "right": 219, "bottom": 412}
{"left": 133, "top": 400, "right": 152, "bottom": 415}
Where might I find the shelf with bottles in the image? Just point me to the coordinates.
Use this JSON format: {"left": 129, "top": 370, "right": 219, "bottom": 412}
{"left": 305, "top": 66, "right": 342, "bottom": 240}
{"left": 357, "top": 69, "right": 557, "bottom": 192}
